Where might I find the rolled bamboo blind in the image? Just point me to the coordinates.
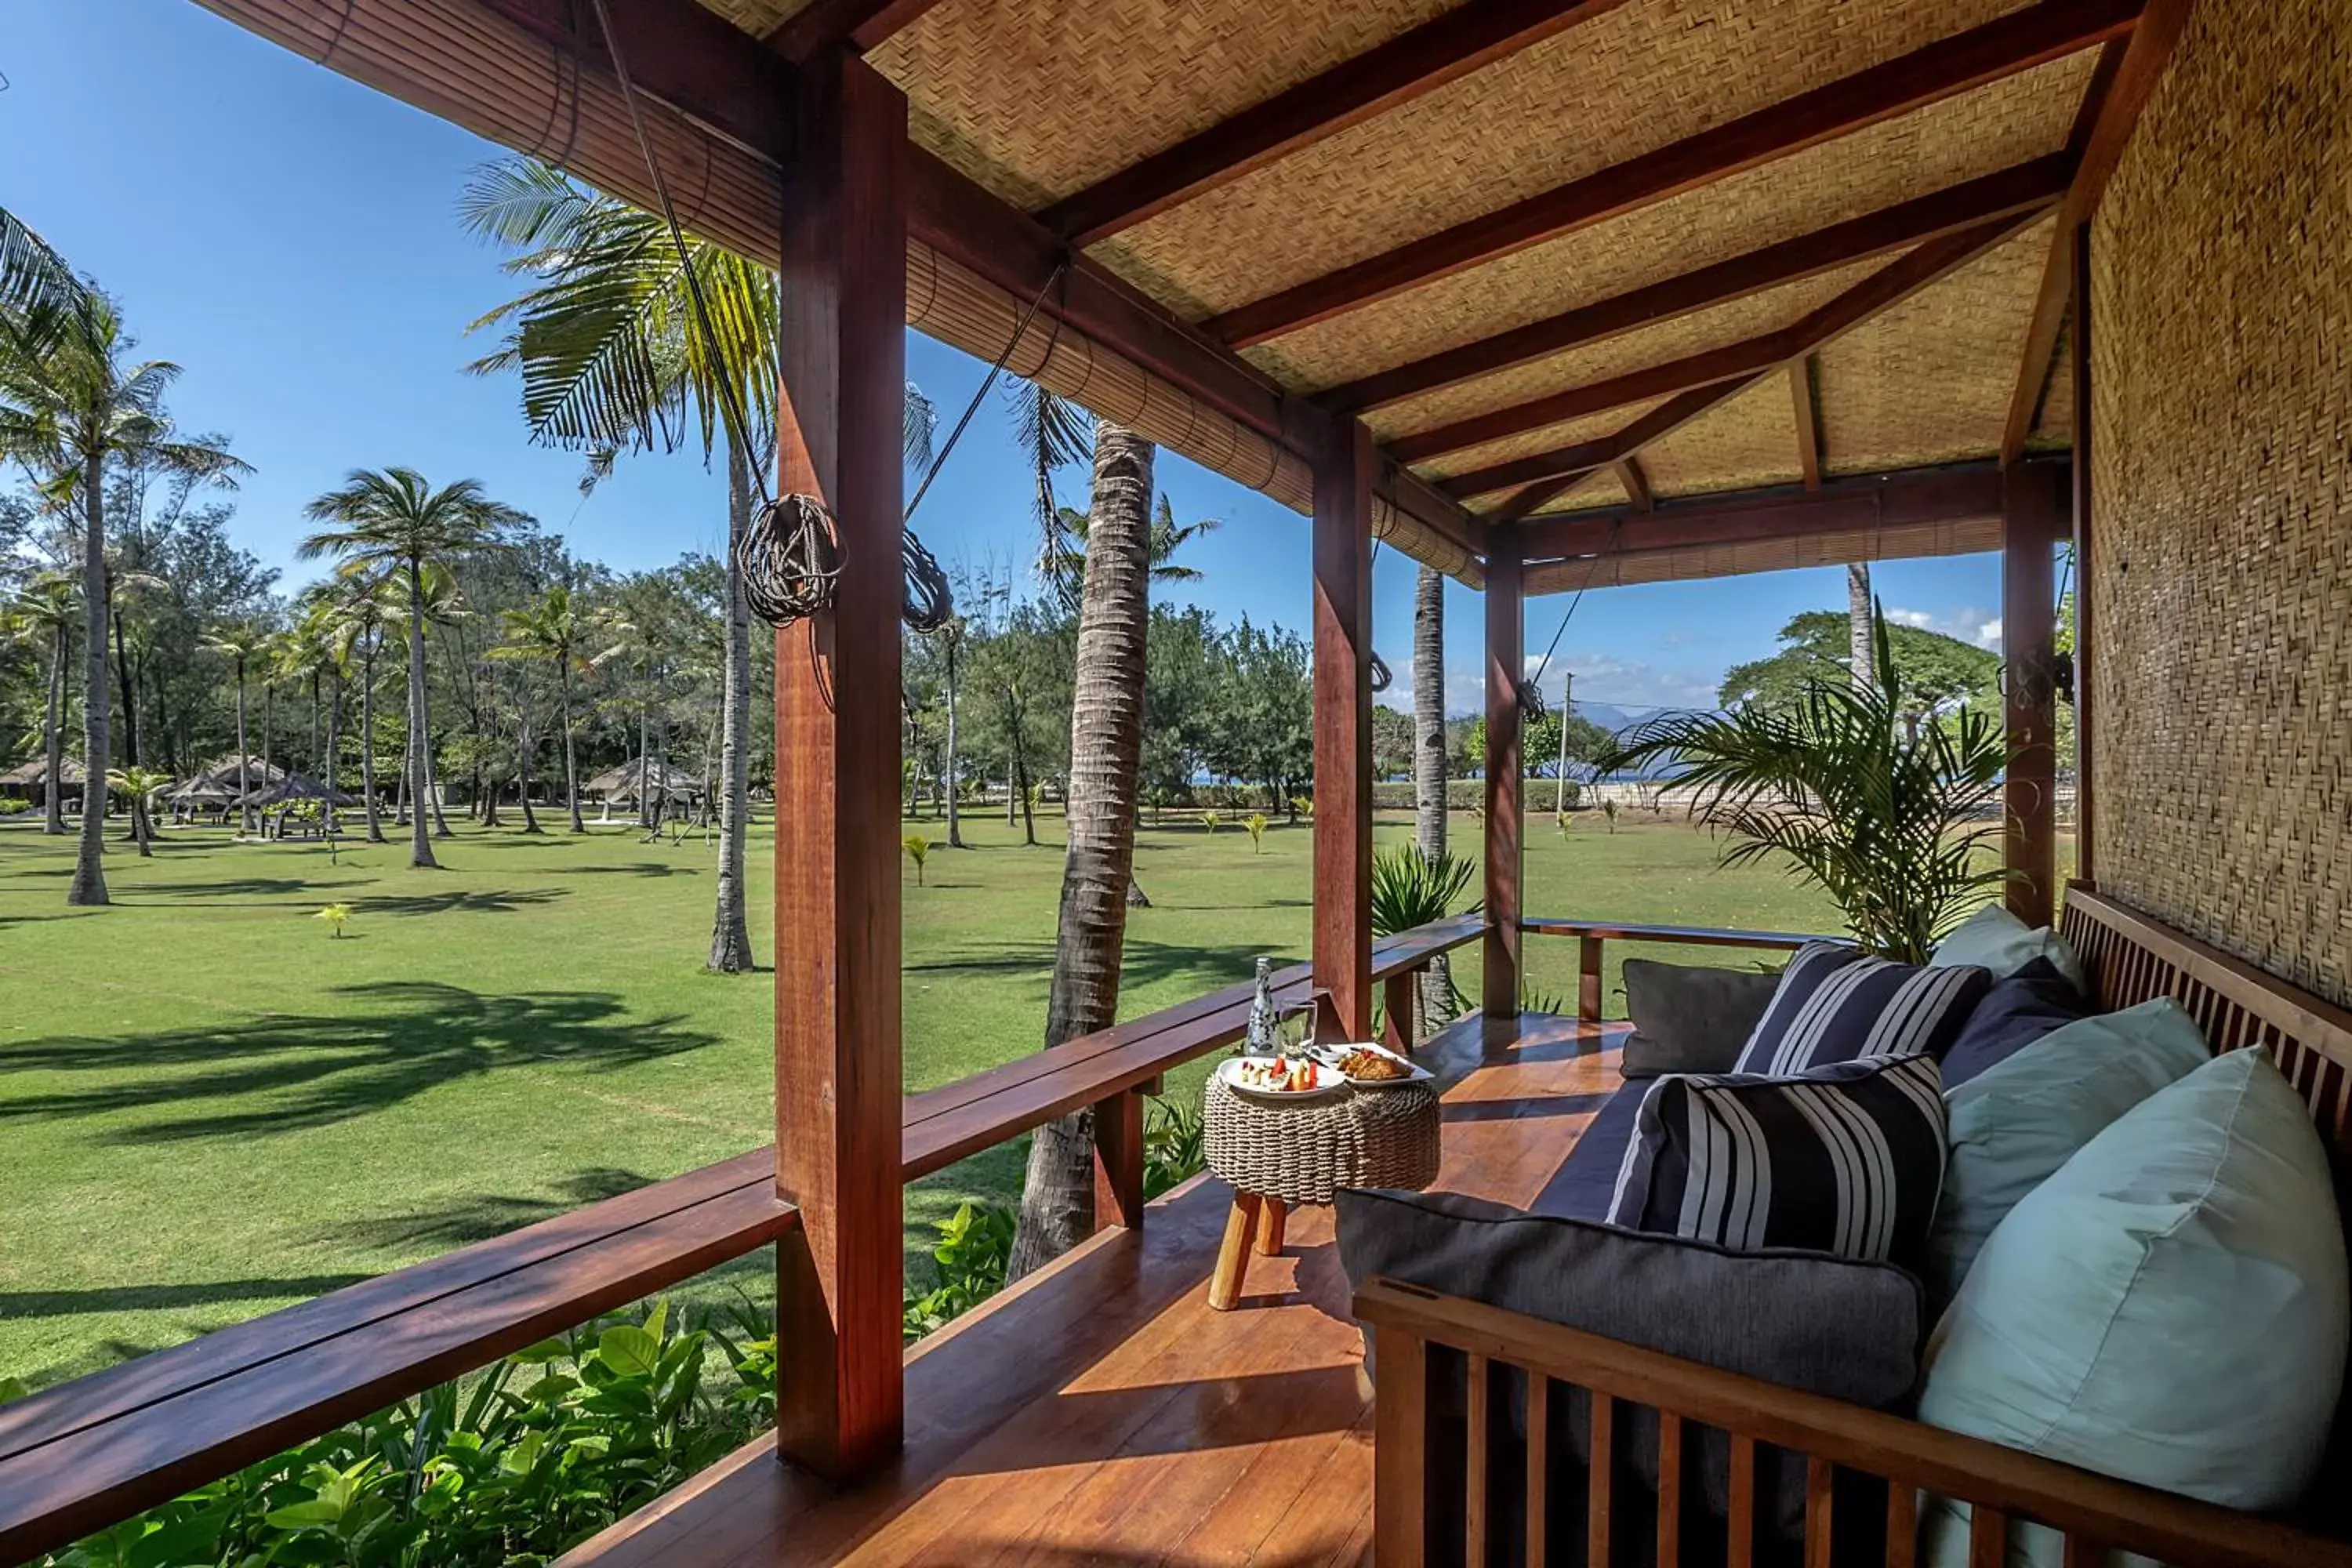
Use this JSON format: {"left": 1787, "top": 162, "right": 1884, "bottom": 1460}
{"left": 189, "top": 0, "right": 1482, "bottom": 584}
{"left": 1522, "top": 514, "right": 2001, "bottom": 593}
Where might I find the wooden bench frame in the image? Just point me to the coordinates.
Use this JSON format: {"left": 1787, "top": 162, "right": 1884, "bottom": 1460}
{"left": 1359, "top": 886, "right": 2352, "bottom": 1567}
{"left": 1520, "top": 916, "right": 1841, "bottom": 1022}
{"left": 0, "top": 914, "right": 1486, "bottom": 1565}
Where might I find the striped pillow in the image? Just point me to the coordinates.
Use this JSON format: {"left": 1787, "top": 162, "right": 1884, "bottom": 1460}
{"left": 1733, "top": 943, "right": 1991, "bottom": 1075}
{"left": 1607, "top": 1054, "right": 1949, "bottom": 1266}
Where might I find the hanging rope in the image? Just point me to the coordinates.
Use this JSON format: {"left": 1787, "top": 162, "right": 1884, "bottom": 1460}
{"left": 1367, "top": 535, "right": 1392, "bottom": 693}
{"left": 902, "top": 531, "right": 953, "bottom": 633}
{"left": 1520, "top": 520, "right": 1621, "bottom": 717}
{"left": 736, "top": 494, "right": 842, "bottom": 626}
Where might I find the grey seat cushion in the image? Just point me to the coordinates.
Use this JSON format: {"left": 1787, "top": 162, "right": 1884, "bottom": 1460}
{"left": 1337, "top": 1187, "right": 1927, "bottom": 1541}
{"left": 1534, "top": 1081, "right": 1647, "bottom": 1220}
{"left": 1620, "top": 958, "right": 1784, "bottom": 1078}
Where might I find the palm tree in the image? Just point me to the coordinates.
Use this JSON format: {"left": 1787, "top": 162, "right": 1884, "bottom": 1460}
{"left": 1847, "top": 562, "right": 1875, "bottom": 692}
{"left": 1, "top": 205, "right": 76, "bottom": 318}
{"left": 0, "top": 289, "right": 246, "bottom": 904}
{"left": 1043, "top": 493, "right": 1219, "bottom": 591}
{"left": 324, "top": 579, "right": 398, "bottom": 841}
{"left": 297, "top": 468, "right": 530, "bottom": 869}
{"left": 6, "top": 570, "right": 78, "bottom": 834}
{"left": 1009, "top": 412, "right": 1156, "bottom": 1280}
{"left": 495, "top": 582, "right": 589, "bottom": 833}
{"left": 198, "top": 620, "right": 267, "bottom": 836}
{"left": 1411, "top": 563, "right": 1452, "bottom": 1033}
{"left": 105, "top": 765, "right": 169, "bottom": 856}
{"left": 1598, "top": 612, "right": 2011, "bottom": 962}
{"left": 461, "top": 157, "right": 936, "bottom": 973}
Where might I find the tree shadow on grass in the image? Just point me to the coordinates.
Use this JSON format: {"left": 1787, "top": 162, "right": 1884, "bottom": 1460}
{"left": 567, "top": 862, "right": 691, "bottom": 878}
{"left": 0, "top": 982, "right": 718, "bottom": 1143}
{"left": 905, "top": 937, "right": 1280, "bottom": 997}
{"left": 0, "top": 1273, "right": 378, "bottom": 1320}
{"left": 118, "top": 875, "right": 372, "bottom": 900}
{"left": 315, "top": 1167, "right": 655, "bottom": 1253}
{"left": 354, "top": 887, "right": 570, "bottom": 916}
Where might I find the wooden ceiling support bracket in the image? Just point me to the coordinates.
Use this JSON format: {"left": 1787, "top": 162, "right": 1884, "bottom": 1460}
{"left": 1203, "top": 0, "right": 2140, "bottom": 347}
{"left": 2001, "top": 3, "right": 2193, "bottom": 462}
{"left": 1790, "top": 358, "right": 1824, "bottom": 491}
{"left": 764, "top": 0, "right": 946, "bottom": 62}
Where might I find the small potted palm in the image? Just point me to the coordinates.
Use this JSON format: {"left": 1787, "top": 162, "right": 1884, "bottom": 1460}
{"left": 1596, "top": 612, "right": 2012, "bottom": 962}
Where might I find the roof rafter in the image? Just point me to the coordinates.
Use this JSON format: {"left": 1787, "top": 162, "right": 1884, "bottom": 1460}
{"left": 1485, "top": 380, "right": 1753, "bottom": 522}
{"left": 1317, "top": 154, "right": 2074, "bottom": 416}
{"left": 1038, "top": 0, "right": 1633, "bottom": 246}
{"left": 1415, "top": 210, "right": 2039, "bottom": 477}
{"left": 764, "top": 0, "right": 948, "bottom": 63}
{"left": 1790, "top": 358, "right": 1824, "bottom": 491}
{"left": 2000, "top": 4, "right": 2192, "bottom": 462}
{"left": 1203, "top": 0, "right": 2140, "bottom": 348}
{"left": 1613, "top": 456, "right": 1653, "bottom": 512}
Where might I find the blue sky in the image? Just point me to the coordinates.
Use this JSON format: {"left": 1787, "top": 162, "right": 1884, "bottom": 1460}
{"left": 1, "top": 0, "right": 2005, "bottom": 716}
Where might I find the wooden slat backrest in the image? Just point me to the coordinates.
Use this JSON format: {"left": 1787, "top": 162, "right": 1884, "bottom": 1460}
{"left": 2060, "top": 886, "right": 2352, "bottom": 1182}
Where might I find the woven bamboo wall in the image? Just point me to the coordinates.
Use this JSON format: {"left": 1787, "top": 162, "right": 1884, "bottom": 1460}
{"left": 2089, "top": 0, "right": 2352, "bottom": 1005}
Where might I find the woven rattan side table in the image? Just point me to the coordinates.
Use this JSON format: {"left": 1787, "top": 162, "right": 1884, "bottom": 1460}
{"left": 1201, "top": 1071, "right": 1441, "bottom": 1310}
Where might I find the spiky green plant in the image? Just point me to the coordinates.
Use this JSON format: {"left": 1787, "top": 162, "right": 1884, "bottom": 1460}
{"left": 1370, "top": 844, "right": 1480, "bottom": 940}
{"left": 902, "top": 833, "right": 932, "bottom": 886}
{"left": 1200, "top": 808, "right": 1221, "bottom": 835}
{"left": 1596, "top": 611, "right": 2011, "bottom": 962}
{"left": 1243, "top": 811, "right": 1269, "bottom": 853}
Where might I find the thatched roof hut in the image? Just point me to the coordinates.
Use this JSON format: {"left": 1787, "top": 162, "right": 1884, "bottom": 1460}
{"left": 240, "top": 774, "right": 357, "bottom": 809}
{"left": 583, "top": 760, "right": 703, "bottom": 803}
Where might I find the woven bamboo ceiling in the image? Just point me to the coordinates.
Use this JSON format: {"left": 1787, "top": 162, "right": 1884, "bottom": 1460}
{"left": 702, "top": 0, "right": 2113, "bottom": 538}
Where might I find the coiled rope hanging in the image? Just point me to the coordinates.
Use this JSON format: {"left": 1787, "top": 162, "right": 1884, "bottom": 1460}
{"left": 1366, "top": 535, "right": 1393, "bottom": 693}
{"left": 591, "top": 0, "right": 970, "bottom": 635}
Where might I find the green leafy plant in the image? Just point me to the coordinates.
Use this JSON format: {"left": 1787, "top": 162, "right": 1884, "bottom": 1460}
{"left": 1289, "top": 794, "right": 1312, "bottom": 820}
{"left": 45, "top": 1299, "right": 775, "bottom": 1568}
{"left": 902, "top": 833, "right": 931, "bottom": 886}
{"left": 1370, "top": 844, "right": 1479, "bottom": 941}
{"left": 1143, "top": 1091, "right": 1207, "bottom": 1199}
{"left": 1598, "top": 611, "right": 2010, "bottom": 962}
{"left": 1200, "top": 808, "right": 1221, "bottom": 835}
{"left": 1242, "top": 811, "right": 1269, "bottom": 853}
{"left": 902, "top": 1201, "right": 1015, "bottom": 1342}
{"left": 315, "top": 903, "right": 352, "bottom": 938}
{"left": 0, "top": 797, "right": 29, "bottom": 817}
{"left": 1601, "top": 797, "right": 1619, "bottom": 832}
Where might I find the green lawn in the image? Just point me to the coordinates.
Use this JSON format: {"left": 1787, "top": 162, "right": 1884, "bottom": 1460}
{"left": 0, "top": 803, "right": 1847, "bottom": 1390}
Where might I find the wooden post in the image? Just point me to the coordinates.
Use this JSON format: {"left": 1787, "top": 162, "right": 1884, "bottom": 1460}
{"left": 2068, "top": 221, "right": 2096, "bottom": 889}
{"left": 1578, "top": 934, "right": 1603, "bottom": 1024}
{"left": 2002, "top": 461, "right": 2061, "bottom": 929}
{"left": 771, "top": 49, "right": 906, "bottom": 1480}
{"left": 1314, "top": 419, "right": 1375, "bottom": 1041}
{"left": 1484, "top": 528, "right": 1523, "bottom": 1022}
{"left": 1382, "top": 969, "right": 1417, "bottom": 1053}
{"left": 1091, "top": 1089, "right": 1145, "bottom": 1232}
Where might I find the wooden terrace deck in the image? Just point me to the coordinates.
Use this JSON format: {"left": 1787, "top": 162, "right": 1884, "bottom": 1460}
{"left": 561, "top": 1011, "right": 1626, "bottom": 1567}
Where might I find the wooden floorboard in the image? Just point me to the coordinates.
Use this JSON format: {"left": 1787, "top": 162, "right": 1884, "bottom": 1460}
{"left": 558, "top": 1013, "right": 1625, "bottom": 1568}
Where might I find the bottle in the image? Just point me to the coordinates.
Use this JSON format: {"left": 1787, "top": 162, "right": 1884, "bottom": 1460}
{"left": 1247, "top": 956, "right": 1278, "bottom": 1054}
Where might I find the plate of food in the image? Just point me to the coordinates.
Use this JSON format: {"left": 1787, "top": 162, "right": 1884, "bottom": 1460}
{"left": 1330, "top": 1042, "right": 1433, "bottom": 1087}
{"left": 1219, "top": 1054, "right": 1347, "bottom": 1100}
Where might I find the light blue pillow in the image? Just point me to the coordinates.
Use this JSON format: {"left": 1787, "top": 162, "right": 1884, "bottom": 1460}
{"left": 1925, "top": 999, "right": 2209, "bottom": 1306}
{"left": 1931, "top": 903, "right": 2088, "bottom": 991}
{"left": 1918, "top": 1047, "right": 2350, "bottom": 1567}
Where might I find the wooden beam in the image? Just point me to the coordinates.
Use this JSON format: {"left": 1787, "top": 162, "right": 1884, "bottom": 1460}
{"left": 1483, "top": 531, "right": 1523, "bottom": 1022}
{"left": 1040, "top": 0, "right": 1633, "bottom": 245}
{"left": 2002, "top": 5, "right": 2191, "bottom": 461}
{"left": 1613, "top": 457, "right": 1653, "bottom": 512}
{"left": 1790, "top": 358, "right": 1824, "bottom": 491}
{"left": 2002, "top": 463, "right": 2063, "bottom": 926}
{"left": 1314, "top": 420, "right": 1377, "bottom": 1041}
{"left": 1317, "top": 155, "right": 2073, "bottom": 416}
{"left": 764, "top": 0, "right": 947, "bottom": 62}
{"left": 1517, "top": 463, "right": 2012, "bottom": 558}
{"left": 476, "top": 0, "right": 795, "bottom": 158}
{"left": 1435, "top": 215, "right": 2032, "bottom": 495}
{"left": 1484, "top": 381, "right": 1757, "bottom": 521}
{"left": 2068, "top": 222, "right": 2096, "bottom": 886}
{"left": 1410, "top": 214, "right": 2033, "bottom": 471}
{"left": 1203, "top": 0, "right": 2140, "bottom": 347}
{"left": 771, "top": 51, "right": 907, "bottom": 1480}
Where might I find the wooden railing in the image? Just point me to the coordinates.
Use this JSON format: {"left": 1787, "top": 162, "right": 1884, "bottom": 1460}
{"left": 1521, "top": 916, "right": 1838, "bottom": 1022}
{"left": 0, "top": 914, "right": 1486, "bottom": 1565}
{"left": 1356, "top": 1278, "right": 2352, "bottom": 1568}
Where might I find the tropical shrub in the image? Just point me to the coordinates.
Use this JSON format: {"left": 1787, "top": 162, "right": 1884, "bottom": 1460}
{"left": 1200, "top": 809, "right": 1221, "bottom": 834}
{"left": 1242, "top": 812, "right": 1269, "bottom": 852}
{"left": 1143, "top": 1091, "right": 1206, "bottom": 1199}
{"left": 902, "top": 1201, "right": 1014, "bottom": 1341}
{"left": 1598, "top": 613, "right": 2010, "bottom": 962}
{"left": 42, "top": 1301, "right": 775, "bottom": 1568}
{"left": 1367, "top": 780, "right": 1486, "bottom": 812}
{"left": 1370, "top": 844, "right": 1479, "bottom": 941}
{"left": 902, "top": 833, "right": 931, "bottom": 885}
{"left": 314, "top": 902, "right": 353, "bottom": 938}
{"left": 0, "top": 797, "right": 29, "bottom": 816}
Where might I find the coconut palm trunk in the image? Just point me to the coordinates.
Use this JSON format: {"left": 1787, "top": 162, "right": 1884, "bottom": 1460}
{"left": 67, "top": 455, "right": 110, "bottom": 905}
{"left": 709, "top": 437, "right": 756, "bottom": 971}
{"left": 516, "top": 702, "right": 541, "bottom": 833}
{"left": 257, "top": 680, "right": 274, "bottom": 837}
{"left": 1009, "top": 422, "right": 1153, "bottom": 1279}
{"left": 360, "top": 638, "right": 385, "bottom": 841}
{"left": 324, "top": 676, "right": 343, "bottom": 836}
{"left": 1848, "top": 562, "right": 1875, "bottom": 693}
{"left": 943, "top": 630, "right": 964, "bottom": 848}
{"left": 404, "top": 561, "right": 440, "bottom": 869}
{"left": 1412, "top": 563, "right": 1450, "bottom": 1031}
{"left": 42, "top": 620, "right": 67, "bottom": 834}
{"left": 559, "top": 659, "right": 583, "bottom": 833}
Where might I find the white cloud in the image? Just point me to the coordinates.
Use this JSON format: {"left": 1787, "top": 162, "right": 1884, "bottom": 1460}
{"left": 1974, "top": 617, "right": 2003, "bottom": 651}
{"left": 1399, "top": 650, "right": 1715, "bottom": 718}
{"left": 1888, "top": 604, "right": 2004, "bottom": 651}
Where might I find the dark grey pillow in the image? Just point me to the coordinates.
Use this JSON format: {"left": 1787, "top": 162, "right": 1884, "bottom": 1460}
{"left": 1620, "top": 958, "right": 1783, "bottom": 1077}
{"left": 1337, "top": 1187, "right": 1926, "bottom": 1539}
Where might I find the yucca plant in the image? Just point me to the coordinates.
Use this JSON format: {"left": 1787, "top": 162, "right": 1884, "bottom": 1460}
{"left": 1596, "top": 611, "right": 2011, "bottom": 962}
